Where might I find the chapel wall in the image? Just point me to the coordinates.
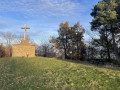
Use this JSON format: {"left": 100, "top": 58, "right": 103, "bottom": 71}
{"left": 12, "top": 44, "right": 35, "bottom": 57}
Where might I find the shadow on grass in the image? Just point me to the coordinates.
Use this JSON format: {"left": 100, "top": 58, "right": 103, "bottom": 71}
{"left": 1, "top": 56, "right": 120, "bottom": 71}
{"left": 56, "top": 58, "right": 120, "bottom": 71}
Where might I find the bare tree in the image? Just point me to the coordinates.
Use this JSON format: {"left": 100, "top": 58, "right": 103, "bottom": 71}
{"left": 0, "top": 32, "right": 16, "bottom": 56}
{"left": 0, "top": 32, "right": 16, "bottom": 45}
{"left": 36, "top": 41, "right": 55, "bottom": 57}
{"left": 42, "top": 43, "right": 50, "bottom": 57}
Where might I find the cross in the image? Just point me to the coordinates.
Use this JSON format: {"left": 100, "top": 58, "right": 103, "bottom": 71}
{"left": 21, "top": 24, "right": 30, "bottom": 40}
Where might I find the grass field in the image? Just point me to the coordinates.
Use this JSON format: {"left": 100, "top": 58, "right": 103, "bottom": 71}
{"left": 0, "top": 57, "right": 120, "bottom": 90}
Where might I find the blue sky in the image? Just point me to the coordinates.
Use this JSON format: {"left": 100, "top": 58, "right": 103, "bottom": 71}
{"left": 0, "top": 0, "right": 100, "bottom": 43}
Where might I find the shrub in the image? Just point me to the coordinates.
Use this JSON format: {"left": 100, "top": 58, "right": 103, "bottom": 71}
{"left": 0, "top": 45, "right": 6, "bottom": 57}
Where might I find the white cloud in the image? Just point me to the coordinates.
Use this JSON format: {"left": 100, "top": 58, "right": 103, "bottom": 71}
{"left": 0, "top": 0, "right": 85, "bottom": 17}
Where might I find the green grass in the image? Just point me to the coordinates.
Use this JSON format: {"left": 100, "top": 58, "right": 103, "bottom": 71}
{"left": 0, "top": 57, "right": 120, "bottom": 90}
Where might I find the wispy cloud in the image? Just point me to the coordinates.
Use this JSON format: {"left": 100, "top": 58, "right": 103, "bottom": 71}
{"left": 0, "top": 0, "right": 85, "bottom": 17}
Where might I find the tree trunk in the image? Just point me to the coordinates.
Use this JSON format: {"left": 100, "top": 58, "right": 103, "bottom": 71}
{"left": 111, "top": 27, "right": 119, "bottom": 63}
{"left": 64, "top": 48, "right": 67, "bottom": 59}
{"left": 76, "top": 41, "right": 79, "bottom": 60}
{"left": 105, "top": 30, "right": 111, "bottom": 62}
{"left": 106, "top": 47, "right": 111, "bottom": 62}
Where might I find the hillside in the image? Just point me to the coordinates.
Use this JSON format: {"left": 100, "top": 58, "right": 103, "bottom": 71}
{"left": 0, "top": 57, "right": 120, "bottom": 90}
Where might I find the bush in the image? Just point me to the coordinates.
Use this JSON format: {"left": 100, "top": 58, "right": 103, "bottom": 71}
{"left": 0, "top": 45, "right": 6, "bottom": 57}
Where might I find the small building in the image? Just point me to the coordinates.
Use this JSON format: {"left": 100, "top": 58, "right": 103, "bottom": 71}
{"left": 12, "top": 24, "right": 35, "bottom": 57}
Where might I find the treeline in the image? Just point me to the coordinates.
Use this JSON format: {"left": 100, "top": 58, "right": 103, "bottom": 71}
{"left": 50, "top": 21, "right": 86, "bottom": 60}
{"left": 50, "top": 0, "right": 120, "bottom": 64}
{"left": 35, "top": 42, "right": 56, "bottom": 57}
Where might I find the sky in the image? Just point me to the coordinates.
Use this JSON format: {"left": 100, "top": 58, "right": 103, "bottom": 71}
{"left": 0, "top": 0, "right": 100, "bottom": 44}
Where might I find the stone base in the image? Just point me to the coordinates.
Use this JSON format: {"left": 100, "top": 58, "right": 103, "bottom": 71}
{"left": 12, "top": 40, "right": 35, "bottom": 57}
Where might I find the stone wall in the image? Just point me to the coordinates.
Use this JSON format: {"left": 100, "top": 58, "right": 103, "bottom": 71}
{"left": 12, "top": 40, "right": 35, "bottom": 57}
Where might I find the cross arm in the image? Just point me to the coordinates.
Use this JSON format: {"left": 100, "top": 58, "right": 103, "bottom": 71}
{"left": 21, "top": 27, "right": 30, "bottom": 29}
